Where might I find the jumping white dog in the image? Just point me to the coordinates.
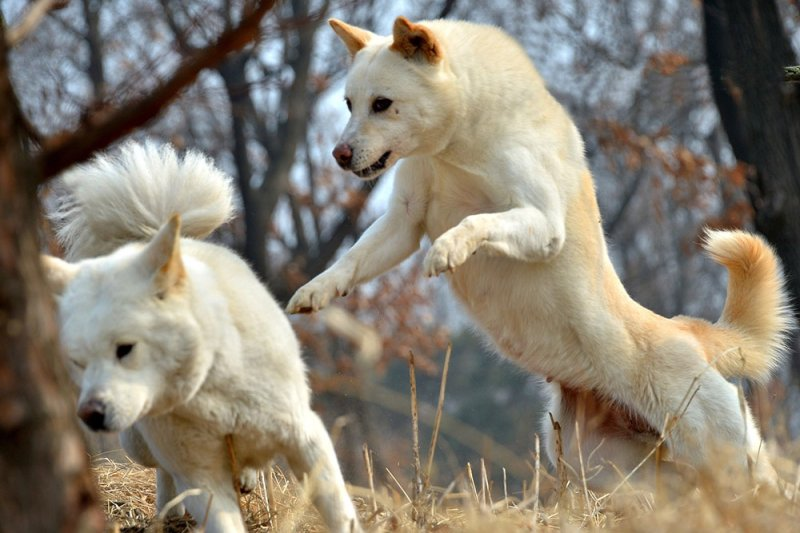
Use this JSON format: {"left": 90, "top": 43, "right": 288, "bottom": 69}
{"left": 44, "top": 142, "right": 361, "bottom": 532}
{"left": 287, "top": 17, "right": 794, "bottom": 492}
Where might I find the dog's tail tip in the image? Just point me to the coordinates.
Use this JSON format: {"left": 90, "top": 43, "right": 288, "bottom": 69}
{"left": 702, "top": 228, "right": 795, "bottom": 381}
{"left": 702, "top": 228, "right": 772, "bottom": 274}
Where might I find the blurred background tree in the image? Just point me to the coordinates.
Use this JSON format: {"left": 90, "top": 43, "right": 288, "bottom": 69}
{"left": 3, "top": 0, "right": 800, "bottom": 513}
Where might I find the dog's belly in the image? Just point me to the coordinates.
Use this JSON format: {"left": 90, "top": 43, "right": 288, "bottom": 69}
{"left": 424, "top": 170, "right": 638, "bottom": 392}
{"left": 446, "top": 254, "right": 596, "bottom": 386}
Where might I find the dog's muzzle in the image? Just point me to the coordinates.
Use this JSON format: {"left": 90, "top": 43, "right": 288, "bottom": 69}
{"left": 354, "top": 151, "right": 392, "bottom": 179}
{"left": 78, "top": 398, "right": 109, "bottom": 431}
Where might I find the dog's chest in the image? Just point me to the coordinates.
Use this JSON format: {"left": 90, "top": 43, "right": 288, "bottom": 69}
{"left": 424, "top": 169, "right": 501, "bottom": 240}
{"left": 422, "top": 167, "right": 588, "bottom": 380}
{"left": 445, "top": 255, "right": 587, "bottom": 379}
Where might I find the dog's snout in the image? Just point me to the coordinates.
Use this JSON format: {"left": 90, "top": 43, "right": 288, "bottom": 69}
{"left": 78, "top": 399, "right": 107, "bottom": 431}
{"left": 332, "top": 143, "right": 353, "bottom": 169}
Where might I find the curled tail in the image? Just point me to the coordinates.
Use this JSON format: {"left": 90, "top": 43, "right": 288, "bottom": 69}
{"left": 50, "top": 141, "right": 235, "bottom": 260}
{"left": 699, "top": 229, "right": 794, "bottom": 382}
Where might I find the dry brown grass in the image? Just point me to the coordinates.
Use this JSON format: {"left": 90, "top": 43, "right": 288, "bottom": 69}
{"left": 94, "top": 347, "right": 800, "bottom": 532}
{"left": 95, "top": 450, "right": 799, "bottom": 532}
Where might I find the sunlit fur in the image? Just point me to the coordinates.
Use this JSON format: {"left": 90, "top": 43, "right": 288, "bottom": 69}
{"left": 288, "top": 17, "right": 794, "bottom": 493}
{"left": 45, "top": 142, "right": 360, "bottom": 533}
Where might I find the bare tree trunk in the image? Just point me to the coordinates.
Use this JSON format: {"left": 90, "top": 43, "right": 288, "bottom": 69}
{"left": 0, "top": 2, "right": 277, "bottom": 524}
{"left": 703, "top": 0, "right": 800, "bottom": 380}
{"left": 218, "top": 0, "right": 333, "bottom": 288}
{"left": 81, "top": 0, "right": 106, "bottom": 101}
{"left": 219, "top": 51, "right": 271, "bottom": 278}
{"left": 0, "top": 26, "right": 105, "bottom": 532}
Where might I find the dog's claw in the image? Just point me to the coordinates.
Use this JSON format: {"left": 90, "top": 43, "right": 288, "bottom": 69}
{"left": 424, "top": 234, "right": 471, "bottom": 277}
{"left": 287, "top": 273, "right": 354, "bottom": 314}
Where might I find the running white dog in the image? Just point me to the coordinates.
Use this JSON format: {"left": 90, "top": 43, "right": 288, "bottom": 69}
{"left": 44, "top": 142, "right": 361, "bottom": 532}
{"left": 287, "top": 17, "right": 793, "bottom": 492}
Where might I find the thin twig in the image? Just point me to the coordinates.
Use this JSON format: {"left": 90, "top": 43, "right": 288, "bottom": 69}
{"left": 363, "top": 443, "right": 378, "bottom": 513}
{"left": 267, "top": 464, "right": 278, "bottom": 531}
{"left": 225, "top": 434, "right": 242, "bottom": 494}
{"left": 259, "top": 470, "right": 273, "bottom": 529}
{"left": 425, "top": 342, "right": 452, "bottom": 488}
{"left": 655, "top": 439, "right": 663, "bottom": 504}
{"left": 201, "top": 493, "right": 214, "bottom": 531}
{"left": 157, "top": 488, "right": 205, "bottom": 522}
{"left": 408, "top": 350, "right": 423, "bottom": 523}
{"left": 574, "top": 420, "right": 594, "bottom": 524}
{"left": 548, "top": 413, "right": 568, "bottom": 506}
{"left": 736, "top": 380, "right": 754, "bottom": 482}
{"left": 533, "top": 434, "right": 541, "bottom": 531}
{"left": 224, "top": 433, "right": 247, "bottom": 525}
{"left": 435, "top": 476, "right": 459, "bottom": 510}
{"left": 503, "top": 467, "right": 509, "bottom": 511}
{"left": 385, "top": 468, "right": 412, "bottom": 504}
{"left": 6, "top": 0, "right": 67, "bottom": 47}
{"left": 466, "top": 462, "right": 480, "bottom": 507}
{"left": 481, "top": 457, "right": 493, "bottom": 509}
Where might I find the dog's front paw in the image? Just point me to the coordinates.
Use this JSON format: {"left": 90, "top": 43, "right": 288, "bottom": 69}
{"left": 424, "top": 228, "right": 477, "bottom": 277}
{"left": 238, "top": 467, "right": 258, "bottom": 494}
{"left": 286, "top": 271, "right": 353, "bottom": 314}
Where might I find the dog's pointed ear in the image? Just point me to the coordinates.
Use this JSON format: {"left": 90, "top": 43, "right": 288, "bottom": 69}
{"left": 42, "top": 255, "right": 79, "bottom": 295}
{"left": 329, "top": 18, "right": 375, "bottom": 57}
{"left": 140, "top": 214, "right": 185, "bottom": 297}
{"left": 390, "top": 16, "right": 442, "bottom": 63}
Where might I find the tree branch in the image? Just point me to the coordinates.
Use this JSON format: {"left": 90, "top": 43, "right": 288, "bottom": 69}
{"left": 36, "top": 0, "right": 276, "bottom": 182}
{"left": 5, "top": 0, "right": 68, "bottom": 47}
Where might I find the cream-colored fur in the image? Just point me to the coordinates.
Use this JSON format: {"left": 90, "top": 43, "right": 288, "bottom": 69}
{"left": 45, "top": 142, "right": 361, "bottom": 533}
{"left": 288, "top": 17, "right": 794, "bottom": 492}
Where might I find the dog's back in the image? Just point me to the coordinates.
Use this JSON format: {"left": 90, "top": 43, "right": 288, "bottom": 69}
{"left": 51, "top": 141, "right": 235, "bottom": 260}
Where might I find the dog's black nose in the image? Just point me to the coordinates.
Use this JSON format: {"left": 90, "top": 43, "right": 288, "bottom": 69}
{"left": 78, "top": 399, "right": 107, "bottom": 431}
{"left": 332, "top": 143, "right": 353, "bottom": 169}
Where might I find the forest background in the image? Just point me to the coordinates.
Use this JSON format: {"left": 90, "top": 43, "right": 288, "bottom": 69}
{"left": 2, "top": 0, "right": 800, "bottom": 528}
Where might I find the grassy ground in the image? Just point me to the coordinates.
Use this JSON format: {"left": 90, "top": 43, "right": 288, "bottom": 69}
{"left": 95, "top": 451, "right": 799, "bottom": 532}
{"left": 95, "top": 349, "right": 800, "bottom": 531}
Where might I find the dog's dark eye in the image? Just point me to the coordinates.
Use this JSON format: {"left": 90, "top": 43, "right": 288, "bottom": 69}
{"left": 345, "top": 97, "right": 352, "bottom": 112}
{"left": 371, "top": 97, "right": 392, "bottom": 113}
{"left": 116, "top": 343, "right": 134, "bottom": 359}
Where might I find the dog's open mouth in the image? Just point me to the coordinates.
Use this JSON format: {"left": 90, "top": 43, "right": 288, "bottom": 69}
{"left": 354, "top": 151, "right": 391, "bottom": 179}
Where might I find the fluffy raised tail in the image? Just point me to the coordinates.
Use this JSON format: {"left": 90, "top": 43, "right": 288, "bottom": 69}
{"left": 698, "top": 229, "right": 794, "bottom": 382}
{"left": 50, "top": 141, "right": 235, "bottom": 260}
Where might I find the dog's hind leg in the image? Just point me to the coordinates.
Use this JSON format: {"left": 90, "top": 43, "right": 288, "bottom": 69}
{"left": 284, "top": 410, "right": 361, "bottom": 533}
{"left": 544, "top": 383, "right": 679, "bottom": 494}
{"left": 741, "top": 397, "right": 780, "bottom": 490}
{"left": 653, "top": 364, "right": 761, "bottom": 489}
